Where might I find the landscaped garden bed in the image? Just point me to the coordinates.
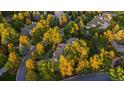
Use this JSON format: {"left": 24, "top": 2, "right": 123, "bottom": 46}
{"left": 0, "top": 11, "right": 124, "bottom": 81}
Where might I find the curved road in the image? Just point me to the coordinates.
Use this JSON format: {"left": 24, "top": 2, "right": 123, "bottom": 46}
{"left": 63, "top": 72, "right": 111, "bottom": 81}
{"left": 0, "top": 67, "right": 8, "bottom": 76}
{"left": 16, "top": 46, "right": 35, "bottom": 81}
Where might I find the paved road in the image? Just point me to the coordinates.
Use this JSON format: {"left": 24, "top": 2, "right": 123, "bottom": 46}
{"left": 0, "top": 67, "right": 8, "bottom": 76}
{"left": 63, "top": 72, "right": 111, "bottom": 81}
{"left": 16, "top": 46, "right": 35, "bottom": 81}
